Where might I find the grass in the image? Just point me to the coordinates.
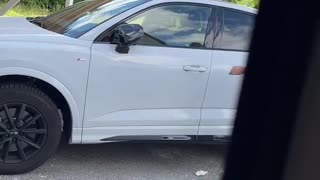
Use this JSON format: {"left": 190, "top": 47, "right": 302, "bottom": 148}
{"left": 0, "top": 3, "right": 58, "bottom": 17}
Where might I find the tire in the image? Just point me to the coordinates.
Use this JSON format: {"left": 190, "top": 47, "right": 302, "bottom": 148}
{"left": 0, "top": 83, "right": 62, "bottom": 174}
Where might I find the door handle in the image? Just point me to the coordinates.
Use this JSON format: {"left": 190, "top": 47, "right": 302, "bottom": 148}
{"left": 183, "top": 65, "right": 207, "bottom": 72}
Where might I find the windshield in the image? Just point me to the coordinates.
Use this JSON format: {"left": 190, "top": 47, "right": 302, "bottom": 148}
{"left": 35, "top": 0, "right": 150, "bottom": 38}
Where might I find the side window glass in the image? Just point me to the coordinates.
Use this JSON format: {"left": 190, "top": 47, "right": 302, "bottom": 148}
{"left": 220, "top": 10, "right": 255, "bottom": 51}
{"left": 125, "top": 5, "right": 211, "bottom": 49}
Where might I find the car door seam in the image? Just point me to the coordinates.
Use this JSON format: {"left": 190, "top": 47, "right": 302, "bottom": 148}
{"left": 198, "top": 50, "right": 214, "bottom": 131}
{"left": 80, "top": 43, "right": 94, "bottom": 144}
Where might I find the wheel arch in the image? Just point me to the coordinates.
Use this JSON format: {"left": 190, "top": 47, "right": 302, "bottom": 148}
{"left": 0, "top": 67, "right": 82, "bottom": 143}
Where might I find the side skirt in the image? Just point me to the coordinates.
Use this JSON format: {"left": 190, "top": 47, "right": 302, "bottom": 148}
{"left": 100, "top": 135, "right": 231, "bottom": 144}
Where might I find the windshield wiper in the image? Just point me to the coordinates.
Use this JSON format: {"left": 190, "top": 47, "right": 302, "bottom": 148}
{"left": 27, "top": 17, "right": 48, "bottom": 29}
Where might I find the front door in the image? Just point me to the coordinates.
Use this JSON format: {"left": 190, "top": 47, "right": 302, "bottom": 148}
{"left": 83, "top": 3, "right": 214, "bottom": 141}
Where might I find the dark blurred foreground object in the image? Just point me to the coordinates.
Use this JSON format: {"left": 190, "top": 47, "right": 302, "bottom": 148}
{"left": 223, "top": 0, "right": 319, "bottom": 180}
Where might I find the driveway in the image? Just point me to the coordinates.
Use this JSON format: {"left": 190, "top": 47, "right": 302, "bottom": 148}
{"left": 0, "top": 142, "right": 227, "bottom": 180}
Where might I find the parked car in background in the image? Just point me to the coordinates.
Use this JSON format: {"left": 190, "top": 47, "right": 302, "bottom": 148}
{"left": 0, "top": 0, "right": 256, "bottom": 174}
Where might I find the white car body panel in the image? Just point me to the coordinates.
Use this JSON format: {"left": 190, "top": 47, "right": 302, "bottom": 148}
{"left": 0, "top": 67, "right": 83, "bottom": 142}
{"left": 0, "top": 0, "right": 256, "bottom": 144}
{"left": 83, "top": 43, "right": 212, "bottom": 141}
{"left": 0, "top": 17, "right": 92, "bottom": 143}
{"left": 200, "top": 51, "right": 249, "bottom": 135}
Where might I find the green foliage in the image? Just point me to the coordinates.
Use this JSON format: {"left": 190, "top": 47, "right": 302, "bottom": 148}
{"left": 0, "top": 0, "right": 84, "bottom": 11}
{"left": 230, "top": 0, "right": 260, "bottom": 9}
{"left": 0, "top": 1, "right": 50, "bottom": 17}
{"left": 0, "top": 0, "right": 86, "bottom": 16}
{"left": 19, "top": 0, "right": 64, "bottom": 10}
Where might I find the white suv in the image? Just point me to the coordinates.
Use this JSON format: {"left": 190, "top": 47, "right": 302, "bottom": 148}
{"left": 0, "top": 0, "right": 256, "bottom": 174}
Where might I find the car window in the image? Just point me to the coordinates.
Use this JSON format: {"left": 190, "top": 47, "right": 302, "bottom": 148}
{"left": 219, "top": 10, "right": 255, "bottom": 51}
{"left": 123, "top": 4, "right": 212, "bottom": 49}
{"left": 36, "top": 0, "right": 150, "bottom": 38}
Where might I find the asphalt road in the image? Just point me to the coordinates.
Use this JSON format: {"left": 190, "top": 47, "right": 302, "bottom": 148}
{"left": 0, "top": 142, "right": 227, "bottom": 180}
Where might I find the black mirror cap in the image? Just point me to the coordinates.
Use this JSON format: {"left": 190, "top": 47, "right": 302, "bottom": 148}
{"left": 113, "top": 24, "right": 144, "bottom": 54}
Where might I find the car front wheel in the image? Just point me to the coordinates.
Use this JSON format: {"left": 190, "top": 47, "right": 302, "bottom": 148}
{"left": 0, "top": 83, "right": 61, "bottom": 174}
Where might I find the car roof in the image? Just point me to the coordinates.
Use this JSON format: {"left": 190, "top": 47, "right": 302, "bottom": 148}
{"left": 151, "top": 0, "right": 257, "bottom": 14}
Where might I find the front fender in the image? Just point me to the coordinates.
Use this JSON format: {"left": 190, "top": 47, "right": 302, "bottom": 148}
{"left": 0, "top": 67, "right": 82, "bottom": 143}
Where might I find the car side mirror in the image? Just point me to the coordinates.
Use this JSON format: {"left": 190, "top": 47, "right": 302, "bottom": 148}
{"left": 112, "top": 24, "right": 144, "bottom": 54}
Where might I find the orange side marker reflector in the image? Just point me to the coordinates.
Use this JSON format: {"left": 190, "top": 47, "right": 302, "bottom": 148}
{"left": 229, "top": 66, "right": 246, "bottom": 75}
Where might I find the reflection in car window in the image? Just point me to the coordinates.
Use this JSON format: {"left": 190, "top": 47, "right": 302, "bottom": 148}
{"left": 37, "top": 0, "right": 150, "bottom": 38}
{"left": 125, "top": 5, "right": 211, "bottom": 49}
{"left": 220, "top": 10, "right": 255, "bottom": 51}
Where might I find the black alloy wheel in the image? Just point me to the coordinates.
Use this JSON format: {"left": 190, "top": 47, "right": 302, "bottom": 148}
{"left": 0, "top": 83, "right": 62, "bottom": 175}
{"left": 0, "top": 103, "right": 48, "bottom": 164}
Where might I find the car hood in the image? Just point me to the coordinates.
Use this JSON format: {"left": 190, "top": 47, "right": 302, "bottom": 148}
{"left": 0, "top": 17, "right": 65, "bottom": 41}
